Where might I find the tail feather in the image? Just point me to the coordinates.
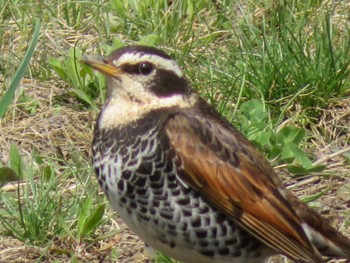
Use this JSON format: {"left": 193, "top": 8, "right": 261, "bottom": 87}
{"left": 287, "top": 191, "right": 350, "bottom": 259}
{"left": 302, "top": 222, "right": 350, "bottom": 258}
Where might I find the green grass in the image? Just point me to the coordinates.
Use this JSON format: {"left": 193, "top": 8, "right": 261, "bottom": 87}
{"left": 0, "top": 19, "right": 40, "bottom": 118}
{"left": 0, "top": 144, "right": 107, "bottom": 252}
{"left": 0, "top": 0, "right": 349, "bottom": 262}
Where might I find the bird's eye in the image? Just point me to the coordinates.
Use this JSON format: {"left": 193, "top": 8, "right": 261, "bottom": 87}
{"left": 138, "top": 62, "right": 154, "bottom": 75}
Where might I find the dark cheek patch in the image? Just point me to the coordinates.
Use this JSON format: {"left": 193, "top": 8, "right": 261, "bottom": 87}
{"left": 149, "top": 69, "right": 191, "bottom": 97}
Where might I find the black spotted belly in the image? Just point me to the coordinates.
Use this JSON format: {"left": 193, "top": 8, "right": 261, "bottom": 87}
{"left": 101, "top": 163, "right": 263, "bottom": 260}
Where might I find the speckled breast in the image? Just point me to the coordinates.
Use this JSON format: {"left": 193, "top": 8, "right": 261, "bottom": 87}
{"left": 91, "top": 110, "right": 270, "bottom": 262}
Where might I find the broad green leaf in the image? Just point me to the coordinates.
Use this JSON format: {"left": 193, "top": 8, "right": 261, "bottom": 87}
{"left": 48, "top": 57, "right": 66, "bottom": 80}
{"left": 9, "top": 144, "right": 22, "bottom": 176}
{"left": 277, "top": 126, "right": 306, "bottom": 145}
{"left": 186, "top": 0, "right": 194, "bottom": 16}
{"left": 110, "top": 0, "right": 128, "bottom": 17}
{"left": 0, "top": 167, "right": 18, "bottom": 184}
{"left": 79, "top": 203, "right": 106, "bottom": 239}
{"left": 255, "top": 130, "right": 274, "bottom": 147}
{"left": 65, "top": 49, "right": 82, "bottom": 87}
{"left": 140, "top": 34, "right": 161, "bottom": 46}
{"left": 282, "top": 142, "right": 312, "bottom": 168}
{"left": 77, "top": 196, "right": 93, "bottom": 238}
{"left": 42, "top": 165, "right": 53, "bottom": 182}
{"left": 73, "top": 89, "right": 98, "bottom": 112}
{"left": 101, "top": 38, "right": 125, "bottom": 54}
{"left": 112, "top": 37, "right": 124, "bottom": 49}
{"left": 239, "top": 100, "right": 267, "bottom": 122}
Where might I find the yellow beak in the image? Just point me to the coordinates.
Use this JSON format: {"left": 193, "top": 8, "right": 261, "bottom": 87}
{"left": 81, "top": 55, "right": 122, "bottom": 77}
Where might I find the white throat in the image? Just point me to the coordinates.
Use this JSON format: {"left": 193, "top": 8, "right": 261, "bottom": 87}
{"left": 98, "top": 90, "right": 198, "bottom": 130}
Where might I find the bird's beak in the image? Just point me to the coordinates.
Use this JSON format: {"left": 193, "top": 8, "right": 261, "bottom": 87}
{"left": 81, "top": 55, "right": 122, "bottom": 77}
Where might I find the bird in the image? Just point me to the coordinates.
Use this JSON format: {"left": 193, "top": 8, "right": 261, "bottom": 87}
{"left": 81, "top": 45, "right": 350, "bottom": 263}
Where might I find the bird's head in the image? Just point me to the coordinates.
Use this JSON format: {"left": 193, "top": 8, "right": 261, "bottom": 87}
{"left": 82, "top": 45, "right": 198, "bottom": 129}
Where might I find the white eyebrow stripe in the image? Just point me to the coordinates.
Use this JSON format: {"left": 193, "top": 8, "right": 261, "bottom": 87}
{"left": 116, "top": 53, "right": 184, "bottom": 78}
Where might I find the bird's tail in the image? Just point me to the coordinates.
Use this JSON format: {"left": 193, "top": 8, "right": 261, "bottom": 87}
{"left": 287, "top": 191, "right": 350, "bottom": 259}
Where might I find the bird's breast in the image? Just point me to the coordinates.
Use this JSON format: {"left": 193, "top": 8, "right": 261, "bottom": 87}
{"left": 92, "top": 118, "right": 271, "bottom": 262}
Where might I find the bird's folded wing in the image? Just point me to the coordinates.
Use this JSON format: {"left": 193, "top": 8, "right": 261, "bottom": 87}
{"left": 165, "top": 111, "right": 324, "bottom": 263}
